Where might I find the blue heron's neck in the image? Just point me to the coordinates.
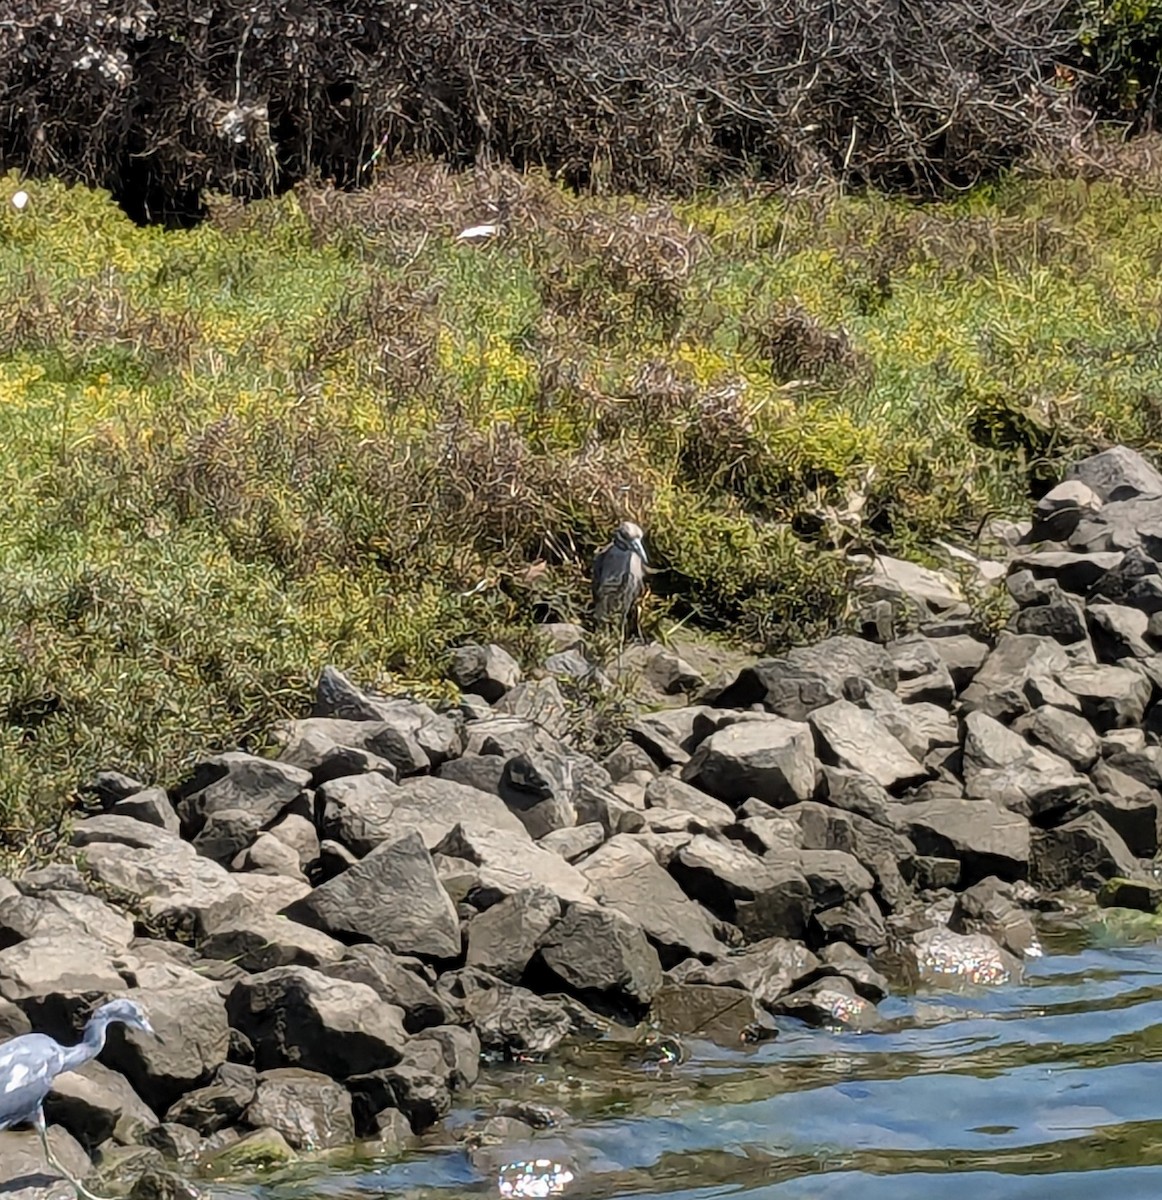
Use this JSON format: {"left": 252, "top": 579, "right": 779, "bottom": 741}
{"left": 60, "top": 1014, "right": 112, "bottom": 1073}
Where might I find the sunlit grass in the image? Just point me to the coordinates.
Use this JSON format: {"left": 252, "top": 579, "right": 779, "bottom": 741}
{"left": 2, "top": 164, "right": 1162, "bottom": 839}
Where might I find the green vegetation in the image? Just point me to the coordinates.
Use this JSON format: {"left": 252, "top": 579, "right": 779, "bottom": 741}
{"left": 3, "top": 162, "right": 1162, "bottom": 842}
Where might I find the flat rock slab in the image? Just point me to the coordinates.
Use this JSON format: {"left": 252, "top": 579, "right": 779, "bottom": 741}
{"left": 432, "top": 823, "right": 591, "bottom": 906}
{"left": 1057, "top": 663, "right": 1153, "bottom": 731}
{"left": 808, "top": 700, "right": 928, "bottom": 790}
{"left": 576, "top": 835, "right": 723, "bottom": 968}
{"left": 285, "top": 830, "right": 461, "bottom": 961}
{"left": 682, "top": 717, "right": 817, "bottom": 808}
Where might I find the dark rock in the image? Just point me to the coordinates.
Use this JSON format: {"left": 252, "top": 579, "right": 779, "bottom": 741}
{"left": 793, "top": 850, "right": 875, "bottom": 907}
{"left": 884, "top": 635, "right": 957, "bottom": 706}
{"left": 1084, "top": 792, "right": 1161, "bottom": 858}
{"left": 81, "top": 769, "right": 147, "bottom": 806}
{"left": 450, "top": 643, "right": 522, "bottom": 702}
{"left": 816, "top": 768, "right": 893, "bottom": 824}
{"left": 466, "top": 887, "right": 561, "bottom": 982}
{"left": 1090, "top": 545, "right": 1162, "bottom": 612}
{"left": 1031, "top": 812, "right": 1143, "bottom": 892}
{"left": 164, "top": 1064, "right": 257, "bottom": 1135}
{"left": 1097, "top": 876, "right": 1162, "bottom": 911}
{"left": 906, "top": 855, "right": 961, "bottom": 891}
{"left": 1088, "top": 602, "right": 1155, "bottom": 660}
{"left": 143, "top": 1122, "right": 202, "bottom": 1161}
{"left": 349, "top": 1039, "right": 451, "bottom": 1132}
{"left": 1013, "top": 550, "right": 1126, "bottom": 594}
{"left": 887, "top": 798, "right": 1030, "bottom": 884}
{"left": 437, "top": 754, "right": 507, "bottom": 794}
{"left": 1012, "top": 583, "right": 1089, "bottom": 646}
{"left": 602, "top": 741, "right": 660, "bottom": 782}
{"left": 537, "top": 901, "right": 664, "bottom": 1011}
{"left": 681, "top": 717, "right": 817, "bottom": 808}
{"left": 499, "top": 752, "right": 577, "bottom": 838}
{"left": 246, "top": 1067, "right": 355, "bottom": 1149}
{"left": 227, "top": 966, "right": 408, "bottom": 1076}
{"left": 284, "top": 830, "right": 461, "bottom": 961}
{"left": 436, "top": 969, "right": 573, "bottom": 1057}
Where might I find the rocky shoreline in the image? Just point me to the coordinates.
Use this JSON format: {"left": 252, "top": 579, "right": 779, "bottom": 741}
{"left": 5, "top": 444, "right": 1162, "bottom": 1197}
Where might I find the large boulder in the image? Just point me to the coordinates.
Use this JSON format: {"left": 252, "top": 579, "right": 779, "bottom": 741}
{"left": 1031, "top": 812, "right": 1143, "bottom": 892}
{"left": 46, "top": 1060, "right": 158, "bottom": 1147}
{"left": 682, "top": 718, "right": 817, "bottom": 808}
{"left": 576, "top": 835, "right": 724, "bottom": 967}
{"left": 227, "top": 967, "right": 409, "bottom": 1077}
{"left": 320, "top": 945, "right": 455, "bottom": 1033}
{"left": 436, "top": 969, "right": 573, "bottom": 1057}
{"left": 466, "top": 887, "right": 561, "bottom": 983}
{"left": 959, "top": 633, "right": 1072, "bottom": 721}
{"left": 173, "top": 752, "right": 311, "bottom": 837}
{"left": 1057, "top": 664, "right": 1153, "bottom": 731}
{"left": 316, "top": 773, "right": 400, "bottom": 856}
{"left": 449, "top": 643, "right": 522, "bottom": 702}
{"left": 674, "top": 936, "right": 821, "bottom": 1009}
{"left": 284, "top": 830, "right": 461, "bottom": 961}
{"left": 246, "top": 1068, "right": 355, "bottom": 1150}
{"left": 1065, "top": 445, "right": 1162, "bottom": 503}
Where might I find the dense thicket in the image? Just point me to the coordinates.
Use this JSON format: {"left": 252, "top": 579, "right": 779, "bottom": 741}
{"left": 1, "top": 0, "right": 1151, "bottom": 218}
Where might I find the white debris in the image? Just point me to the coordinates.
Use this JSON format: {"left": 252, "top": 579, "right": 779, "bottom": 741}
{"left": 11, "top": 191, "right": 28, "bottom": 211}
{"left": 457, "top": 223, "right": 500, "bottom": 241}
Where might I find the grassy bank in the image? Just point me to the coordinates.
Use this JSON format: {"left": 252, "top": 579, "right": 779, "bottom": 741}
{"left": 2, "top": 163, "right": 1162, "bottom": 841}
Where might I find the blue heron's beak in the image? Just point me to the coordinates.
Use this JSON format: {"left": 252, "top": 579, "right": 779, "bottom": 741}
{"left": 632, "top": 537, "right": 648, "bottom": 564}
{"left": 142, "top": 1017, "right": 157, "bottom": 1037}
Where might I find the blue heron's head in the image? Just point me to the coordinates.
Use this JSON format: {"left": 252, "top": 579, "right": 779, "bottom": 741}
{"left": 615, "top": 521, "right": 647, "bottom": 565}
{"left": 92, "top": 997, "right": 156, "bottom": 1037}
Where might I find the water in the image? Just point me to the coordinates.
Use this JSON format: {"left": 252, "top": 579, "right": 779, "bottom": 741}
{"left": 240, "top": 914, "right": 1162, "bottom": 1200}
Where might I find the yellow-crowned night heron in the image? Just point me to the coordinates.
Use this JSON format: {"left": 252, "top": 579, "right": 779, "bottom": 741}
{"left": 0, "top": 999, "right": 155, "bottom": 1200}
{"left": 592, "top": 521, "right": 648, "bottom": 637}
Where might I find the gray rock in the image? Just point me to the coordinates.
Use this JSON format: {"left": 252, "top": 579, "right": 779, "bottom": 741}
{"left": 109, "top": 788, "right": 181, "bottom": 835}
{"left": 449, "top": 643, "right": 522, "bottom": 702}
{"left": 1031, "top": 812, "right": 1143, "bottom": 892}
{"left": 674, "top": 936, "right": 820, "bottom": 1008}
{"left": 772, "top": 976, "right": 884, "bottom": 1031}
{"left": 643, "top": 776, "right": 736, "bottom": 830}
{"left": 46, "top": 1059, "right": 158, "bottom": 1146}
{"left": 276, "top": 715, "right": 425, "bottom": 777}
{"left": 538, "top": 901, "right": 664, "bottom": 1010}
{"left": 907, "top": 926, "right": 1022, "bottom": 987}
{"left": 164, "top": 1063, "right": 257, "bottom": 1135}
{"left": 198, "top": 903, "right": 346, "bottom": 973}
{"left": 0, "top": 1126, "right": 92, "bottom": 1190}
{"left": 808, "top": 700, "right": 928, "bottom": 790}
{"left": 1012, "top": 706, "right": 1101, "bottom": 771}
{"left": 961, "top": 710, "right": 1092, "bottom": 821}
{"left": 669, "top": 835, "right": 812, "bottom": 941}
{"left": 884, "top": 636, "right": 957, "bottom": 706}
{"left": 102, "top": 961, "right": 231, "bottom": 1112}
{"left": 949, "top": 877, "right": 1042, "bottom": 960}
{"left": 819, "top": 942, "right": 890, "bottom": 1002}
{"left": 793, "top": 850, "right": 875, "bottom": 907}
{"left": 466, "top": 888, "right": 561, "bottom": 982}
{"left": 1085, "top": 792, "right": 1161, "bottom": 858}
{"left": 321, "top": 945, "right": 453, "bottom": 1033}
{"left": 959, "top": 633, "right": 1071, "bottom": 721}
{"left": 227, "top": 967, "right": 408, "bottom": 1076}
{"left": 812, "top": 891, "right": 887, "bottom": 950}
{"left": 816, "top": 768, "right": 894, "bottom": 824}
{"left": 539, "top": 823, "right": 606, "bottom": 863}
{"left": 576, "top": 835, "right": 723, "bottom": 967}
{"left": 1058, "top": 663, "right": 1153, "bottom": 730}
{"left": 1065, "top": 444, "right": 1162, "bottom": 502}
{"left": 887, "top": 798, "right": 1030, "bottom": 884}
{"left": 437, "top": 969, "right": 573, "bottom": 1056}
{"left": 1091, "top": 545, "right": 1162, "bottom": 611}
{"left": 856, "top": 687, "right": 958, "bottom": 760}
{"left": 191, "top": 808, "right": 262, "bottom": 866}
{"left": 493, "top": 679, "right": 568, "bottom": 736}
{"left": 316, "top": 772, "right": 399, "bottom": 855}
{"left": 174, "top": 752, "right": 311, "bottom": 838}
{"left": 1013, "top": 549, "right": 1126, "bottom": 594}
{"left": 1088, "top": 602, "right": 1155, "bottom": 660}
{"left": 642, "top": 646, "right": 706, "bottom": 695}
{"left": 0, "top": 935, "right": 126, "bottom": 1036}
{"left": 682, "top": 717, "right": 817, "bottom": 808}
{"left": 267, "top": 813, "right": 321, "bottom": 870}
{"left": 499, "top": 752, "right": 577, "bottom": 838}
{"left": 0, "top": 889, "right": 134, "bottom": 953}
{"left": 648, "top": 983, "right": 777, "bottom": 1043}
{"left": 246, "top": 1067, "right": 354, "bottom": 1150}
{"left": 285, "top": 830, "right": 461, "bottom": 961}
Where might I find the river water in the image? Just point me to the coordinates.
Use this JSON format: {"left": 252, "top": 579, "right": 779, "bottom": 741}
{"left": 228, "top": 910, "right": 1162, "bottom": 1200}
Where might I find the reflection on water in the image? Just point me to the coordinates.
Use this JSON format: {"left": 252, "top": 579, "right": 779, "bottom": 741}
{"left": 251, "top": 915, "right": 1162, "bottom": 1200}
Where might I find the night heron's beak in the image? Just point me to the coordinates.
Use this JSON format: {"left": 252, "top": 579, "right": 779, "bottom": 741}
{"left": 632, "top": 537, "right": 648, "bottom": 564}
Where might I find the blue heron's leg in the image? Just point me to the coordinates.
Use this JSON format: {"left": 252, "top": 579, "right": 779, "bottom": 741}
{"left": 32, "top": 1107, "right": 110, "bottom": 1200}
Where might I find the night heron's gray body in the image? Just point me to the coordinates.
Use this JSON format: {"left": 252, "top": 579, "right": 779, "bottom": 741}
{"left": 0, "top": 998, "right": 154, "bottom": 1199}
{"left": 592, "top": 521, "right": 648, "bottom": 637}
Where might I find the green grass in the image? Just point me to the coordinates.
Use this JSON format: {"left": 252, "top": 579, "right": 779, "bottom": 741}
{"left": 3, "top": 162, "right": 1162, "bottom": 843}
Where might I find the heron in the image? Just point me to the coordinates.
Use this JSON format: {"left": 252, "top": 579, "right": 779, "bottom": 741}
{"left": 592, "top": 521, "right": 648, "bottom": 639}
{"left": 0, "top": 998, "right": 155, "bottom": 1200}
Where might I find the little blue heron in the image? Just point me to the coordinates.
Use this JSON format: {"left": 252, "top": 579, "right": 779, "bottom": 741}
{"left": 592, "top": 521, "right": 648, "bottom": 638}
{"left": 0, "top": 998, "right": 155, "bottom": 1199}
